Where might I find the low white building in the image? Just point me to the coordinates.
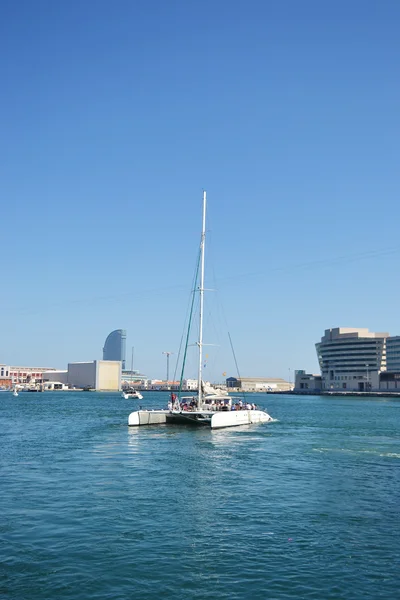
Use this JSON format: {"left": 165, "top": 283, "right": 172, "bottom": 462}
{"left": 145, "top": 379, "right": 199, "bottom": 391}
{"left": 226, "top": 377, "right": 292, "bottom": 392}
{"left": 68, "top": 360, "right": 121, "bottom": 391}
{"left": 67, "top": 360, "right": 121, "bottom": 391}
{"left": 184, "top": 379, "right": 198, "bottom": 390}
{"left": 42, "top": 362, "right": 121, "bottom": 391}
{"left": 44, "top": 381, "right": 69, "bottom": 391}
{"left": 294, "top": 371, "right": 322, "bottom": 393}
{"left": 0, "top": 364, "right": 12, "bottom": 388}
{"left": 42, "top": 370, "right": 69, "bottom": 385}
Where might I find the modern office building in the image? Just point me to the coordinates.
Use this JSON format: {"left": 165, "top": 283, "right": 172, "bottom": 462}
{"left": 103, "top": 329, "right": 126, "bottom": 369}
{"left": 316, "top": 327, "right": 389, "bottom": 392}
{"left": 385, "top": 337, "right": 400, "bottom": 372}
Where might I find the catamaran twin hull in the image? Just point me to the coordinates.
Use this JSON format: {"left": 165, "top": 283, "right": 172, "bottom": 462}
{"left": 128, "top": 409, "right": 273, "bottom": 429}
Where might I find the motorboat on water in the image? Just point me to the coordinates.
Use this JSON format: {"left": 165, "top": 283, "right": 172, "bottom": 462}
{"left": 128, "top": 191, "right": 274, "bottom": 429}
{"left": 122, "top": 389, "right": 143, "bottom": 400}
{"left": 0, "top": 387, "right": 19, "bottom": 397}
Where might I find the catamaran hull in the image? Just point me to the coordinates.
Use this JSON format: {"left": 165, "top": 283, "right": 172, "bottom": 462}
{"left": 211, "top": 410, "right": 272, "bottom": 428}
{"left": 128, "top": 409, "right": 273, "bottom": 428}
{"left": 128, "top": 410, "right": 169, "bottom": 426}
{"left": 166, "top": 412, "right": 211, "bottom": 426}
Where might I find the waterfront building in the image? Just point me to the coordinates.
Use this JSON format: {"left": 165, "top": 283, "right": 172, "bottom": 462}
{"left": 41, "top": 362, "right": 121, "bottom": 391}
{"left": 379, "top": 336, "right": 400, "bottom": 391}
{"left": 385, "top": 336, "right": 400, "bottom": 372}
{"left": 9, "top": 365, "right": 56, "bottom": 384}
{"left": 121, "top": 369, "right": 147, "bottom": 387}
{"left": 42, "top": 370, "right": 69, "bottom": 385}
{"left": 294, "top": 370, "right": 322, "bottom": 393}
{"left": 68, "top": 360, "right": 121, "bottom": 391}
{"left": 43, "top": 381, "right": 69, "bottom": 391}
{"left": 143, "top": 379, "right": 199, "bottom": 391}
{"left": 0, "top": 364, "right": 12, "bottom": 388}
{"left": 226, "top": 377, "right": 292, "bottom": 392}
{"left": 379, "top": 371, "right": 400, "bottom": 391}
{"left": 316, "top": 327, "right": 388, "bottom": 392}
{"left": 103, "top": 329, "right": 126, "bottom": 369}
{"left": 0, "top": 364, "right": 10, "bottom": 377}
{"left": 146, "top": 379, "right": 180, "bottom": 390}
{"left": 184, "top": 379, "right": 198, "bottom": 391}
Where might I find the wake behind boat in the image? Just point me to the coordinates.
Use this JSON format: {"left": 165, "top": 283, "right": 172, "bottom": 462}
{"left": 128, "top": 191, "right": 274, "bottom": 429}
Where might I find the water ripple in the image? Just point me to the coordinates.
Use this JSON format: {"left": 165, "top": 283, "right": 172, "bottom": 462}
{"left": 1, "top": 392, "right": 399, "bottom": 599}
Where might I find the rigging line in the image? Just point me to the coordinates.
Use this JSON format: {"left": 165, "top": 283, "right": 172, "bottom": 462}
{"left": 215, "top": 246, "right": 400, "bottom": 284}
{"left": 172, "top": 249, "right": 203, "bottom": 384}
{"left": 204, "top": 230, "right": 227, "bottom": 347}
{"left": 2, "top": 282, "right": 189, "bottom": 315}
{"left": 178, "top": 248, "right": 201, "bottom": 399}
{"left": 228, "top": 332, "right": 246, "bottom": 403}
{"left": 8, "top": 246, "right": 399, "bottom": 316}
{"left": 206, "top": 232, "right": 238, "bottom": 380}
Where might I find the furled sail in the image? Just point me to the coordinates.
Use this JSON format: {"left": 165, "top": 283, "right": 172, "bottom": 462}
{"left": 202, "top": 381, "right": 229, "bottom": 398}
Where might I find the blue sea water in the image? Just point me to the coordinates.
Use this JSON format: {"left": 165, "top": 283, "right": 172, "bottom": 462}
{"left": 1, "top": 391, "right": 399, "bottom": 600}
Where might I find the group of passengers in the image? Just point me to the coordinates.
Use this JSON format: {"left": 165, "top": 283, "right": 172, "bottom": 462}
{"left": 232, "top": 401, "right": 258, "bottom": 411}
{"left": 167, "top": 394, "right": 258, "bottom": 412}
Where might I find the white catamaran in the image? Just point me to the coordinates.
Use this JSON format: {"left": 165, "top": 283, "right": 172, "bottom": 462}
{"left": 128, "top": 191, "right": 274, "bottom": 429}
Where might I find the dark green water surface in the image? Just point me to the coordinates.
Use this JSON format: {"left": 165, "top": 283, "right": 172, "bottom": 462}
{"left": 1, "top": 392, "right": 399, "bottom": 599}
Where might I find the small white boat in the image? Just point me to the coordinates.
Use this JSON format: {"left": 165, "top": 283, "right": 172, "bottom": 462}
{"left": 122, "top": 390, "right": 143, "bottom": 400}
{"left": 13, "top": 389, "right": 18, "bottom": 397}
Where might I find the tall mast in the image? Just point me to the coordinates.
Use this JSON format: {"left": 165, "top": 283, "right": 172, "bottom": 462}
{"left": 197, "top": 190, "right": 206, "bottom": 409}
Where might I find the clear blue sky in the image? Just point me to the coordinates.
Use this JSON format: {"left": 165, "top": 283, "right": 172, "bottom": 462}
{"left": 1, "top": 0, "right": 400, "bottom": 380}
